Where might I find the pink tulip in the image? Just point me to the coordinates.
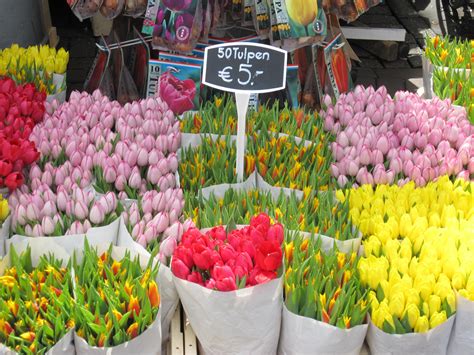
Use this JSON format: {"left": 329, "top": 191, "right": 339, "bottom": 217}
{"left": 104, "top": 166, "right": 117, "bottom": 184}
{"left": 128, "top": 168, "right": 141, "bottom": 189}
{"left": 337, "top": 175, "right": 349, "bottom": 187}
{"left": 74, "top": 201, "right": 88, "bottom": 220}
{"left": 115, "top": 174, "right": 127, "bottom": 191}
{"left": 371, "top": 149, "right": 384, "bottom": 165}
{"left": 89, "top": 204, "right": 105, "bottom": 225}
{"left": 376, "top": 135, "right": 389, "bottom": 155}
{"left": 41, "top": 216, "right": 55, "bottom": 235}
{"left": 32, "top": 224, "right": 43, "bottom": 237}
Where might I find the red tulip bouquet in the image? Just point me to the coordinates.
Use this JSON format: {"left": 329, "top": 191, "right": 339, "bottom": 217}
{"left": 73, "top": 242, "right": 161, "bottom": 354}
{"left": 171, "top": 213, "right": 283, "bottom": 354}
{"left": 0, "top": 78, "right": 44, "bottom": 191}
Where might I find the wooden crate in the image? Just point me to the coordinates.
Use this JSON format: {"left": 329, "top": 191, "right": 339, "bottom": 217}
{"left": 169, "top": 303, "right": 198, "bottom": 355}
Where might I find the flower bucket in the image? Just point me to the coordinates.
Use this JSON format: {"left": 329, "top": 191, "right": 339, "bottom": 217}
{"left": 447, "top": 294, "right": 474, "bottom": 354}
{"left": 0, "top": 215, "right": 10, "bottom": 257}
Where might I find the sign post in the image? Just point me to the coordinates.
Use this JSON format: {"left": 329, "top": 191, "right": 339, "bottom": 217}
{"left": 202, "top": 42, "right": 287, "bottom": 181}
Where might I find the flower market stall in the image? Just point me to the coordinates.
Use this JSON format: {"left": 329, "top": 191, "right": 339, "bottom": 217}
{"left": 0, "top": 1, "right": 473, "bottom": 355}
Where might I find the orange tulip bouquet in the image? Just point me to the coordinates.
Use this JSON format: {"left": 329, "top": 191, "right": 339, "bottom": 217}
{"left": 73, "top": 242, "right": 161, "bottom": 354}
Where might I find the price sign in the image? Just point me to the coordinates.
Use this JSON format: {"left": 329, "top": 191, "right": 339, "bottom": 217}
{"left": 203, "top": 43, "right": 287, "bottom": 93}
{"left": 202, "top": 42, "right": 288, "bottom": 182}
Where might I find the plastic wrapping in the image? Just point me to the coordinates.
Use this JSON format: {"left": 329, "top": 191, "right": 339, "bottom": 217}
{"left": 6, "top": 217, "right": 120, "bottom": 254}
{"left": 279, "top": 304, "right": 367, "bottom": 355}
{"left": 71, "top": 0, "right": 103, "bottom": 21}
{"left": 0, "top": 216, "right": 10, "bottom": 257}
{"left": 173, "top": 274, "right": 283, "bottom": 355}
{"left": 367, "top": 315, "right": 455, "bottom": 355}
{"left": 447, "top": 294, "right": 474, "bottom": 354}
{"left": 123, "top": 0, "right": 147, "bottom": 17}
{"left": 100, "top": 0, "right": 125, "bottom": 19}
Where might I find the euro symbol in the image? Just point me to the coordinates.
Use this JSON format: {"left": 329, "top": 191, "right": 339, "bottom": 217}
{"left": 218, "top": 66, "right": 233, "bottom": 83}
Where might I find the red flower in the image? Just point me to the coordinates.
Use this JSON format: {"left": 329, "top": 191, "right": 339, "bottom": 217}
{"left": 255, "top": 241, "right": 282, "bottom": 272}
{"left": 0, "top": 159, "right": 12, "bottom": 177}
{"left": 249, "top": 267, "right": 277, "bottom": 286}
{"left": 250, "top": 213, "right": 271, "bottom": 232}
{"left": 187, "top": 271, "right": 204, "bottom": 285}
{"left": 216, "top": 277, "right": 237, "bottom": 291}
{"left": 219, "top": 244, "right": 237, "bottom": 263}
{"left": 5, "top": 172, "right": 24, "bottom": 190}
{"left": 174, "top": 245, "right": 194, "bottom": 269}
{"left": 192, "top": 244, "right": 213, "bottom": 270}
{"left": 267, "top": 223, "right": 284, "bottom": 245}
{"left": 171, "top": 258, "right": 191, "bottom": 279}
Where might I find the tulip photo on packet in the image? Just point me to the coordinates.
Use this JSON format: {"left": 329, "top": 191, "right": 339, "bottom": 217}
{"left": 73, "top": 241, "right": 160, "bottom": 347}
{"left": 0, "top": 246, "right": 74, "bottom": 354}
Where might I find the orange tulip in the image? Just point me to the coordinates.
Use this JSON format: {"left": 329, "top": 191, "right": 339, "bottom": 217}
{"left": 128, "top": 295, "right": 141, "bottom": 318}
{"left": 148, "top": 281, "right": 160, "bottom": 308}
{"left": 127, "top": 322, "right": 139, "bottom": 339}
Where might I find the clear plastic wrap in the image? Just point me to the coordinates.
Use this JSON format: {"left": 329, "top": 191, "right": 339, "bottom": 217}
{"left": 71, "top": 0, "right": 103, "bottom": 20}
{"left": 123, "top": 0, "right": 147, "bottom": 17}
{"left": 100, "top": 0, "right": 125, "bottom": 19}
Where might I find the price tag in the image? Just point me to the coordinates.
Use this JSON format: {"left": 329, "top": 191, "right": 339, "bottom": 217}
{"left": 202, "top": 43, "right": 288, "bottom": 182}
{"left": 203, "top": 43, "right": 287, "bottom": 93}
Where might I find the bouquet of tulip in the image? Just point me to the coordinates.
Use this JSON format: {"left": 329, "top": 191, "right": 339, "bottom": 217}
{"left": 115, "top": 97, "right": 180, "bottom": 147}
{"left": 92, "top": 149, "right": 178, "bottom": 200}
{"left": 9, "top": 184, "right": 122, "bottom": 237}
{"left": 179, "top": 135, "right": 254, "bottom": 191}
{"left": 359, "top": 245, "right": 456, "bottom": 333}
{"left": 73, "top": 242, "right": 161, "bottom": 349}
{"left": 285, "top": 235, "right": 369, "bottom": 327}
{"left": 0, "top": 245, "right": 74, "bottom": 354}
{"left": 180, "top": 95, "right": 323, "bottom": 142}
{"left": 280, "top": 233, "right": 369, "bottom": 354}
{"left": 424, "top": 36, "right": 473, "bottom": 69}
{"left": 0, "top": 77, "right": 46, "bottom": 139}
{"left": 254, "top": 131, "right": 333, "bottom": 191}
{"left": 323, "top": 85, "right": 474, "bottom": 187}
{"left": 185, "top": 188, "right": 355, "bottom": 241}
{"left": 123, "top": 189, "right": 187, "bottom": 258}
{"left": 172, "top": 213, "right": 283, "bottom": 354}
{"left": 433, "top": 67, "right": 474, "bottom": 123}
{"left": 348, "top": 178, "right": 471, "bottom": 351}
{"left": 172, "top": 213, "right": 283, "bottom": 290}
{"left": 180, "top": 96, "right": 244, "bottom": 135}
{"left": 0, "top": 44, "right": 69, "bottom": 95}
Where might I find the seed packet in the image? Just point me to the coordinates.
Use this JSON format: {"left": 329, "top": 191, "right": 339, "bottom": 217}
{"left": 123, "top": 0, "right": 147, "bottom": 17}
{"left": 243, "top": 0, "right": 254, "bottom": 26}
{"left": 324, "top": 34, "right": 351, "bottom": 98}
{"left": 71, "top": 0, "right": 103, "bottom": 20}
{"left": 267, "top": 0, "right": 281, "bottom": 44}
{"left": 142, "top": 0, "right": 160, "bottom": 35}
{"left": 286, "top": 64, "right": 300, "bottom": 108}
{"left": 270, "top": 0, "right": 326, "bottom": 51}
{"left": 147, "top": 60, "right": 201, "bottom": 114}
{"left": 253, "top": 0, "right": 270, "bottom": 38}
{"left": 152, "top": 0, "right": 203, "bottom": 53}
{"left": 100, "top": 0, "right": 125, "bottom": 19}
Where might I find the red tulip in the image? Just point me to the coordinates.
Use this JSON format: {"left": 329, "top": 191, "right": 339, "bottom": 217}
{"left": 267, "top": 223, "right": 284, "bottom": 245}
{"left": 187, "top": 271, "right": 204, "bottom": 285}
{"left": 4, "top": 172, "right": 23, "bottom": 190}
{"left": 249, "top": 267, "right": 277, "bottom": 286}
{"left": 255, "top": 241, "right": 282, "bottom": 272}
{"left": 0, "top": 159, "right": 12, "bottom": 177}
{"left": 171, "top": 258, "right": 191, "bottom": 279}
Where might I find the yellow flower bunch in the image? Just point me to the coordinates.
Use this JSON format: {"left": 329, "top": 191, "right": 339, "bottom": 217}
{"left": 0, "top": 44, "right": 69, "bottom": 94}
{"left": 0, "top": 194, "right": 8, "bottom": 225}
{"left": 350, "top": 177, "right": 474, "bottom": 333}
{"left": 425, "top": 35, "right": 473, "bottom": 69}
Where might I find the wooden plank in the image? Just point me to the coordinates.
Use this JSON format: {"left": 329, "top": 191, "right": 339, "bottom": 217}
{"left": 351, "top": 39, "right": 399, "bottom": 62}
{"left": 170, "top": 306, "right": 184, "bottom": 355}
{"left": 39, "top": 0, "right": 58, "bottom": 47}
{"left": 341, "top": 27, "right": 406, "bottom": 42}
{"left": 183, "top": 316, "right": 197, "bottom": 355}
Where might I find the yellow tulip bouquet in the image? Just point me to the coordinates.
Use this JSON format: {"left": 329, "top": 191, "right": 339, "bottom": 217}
{"left": 425, "top": 36, "right": 473, "bottom": 69}
{"left": 348, "top": 177, "right": 474, "bottom": 334}
{"left": 0, "top": 44, "right": 69, "bottom": 95}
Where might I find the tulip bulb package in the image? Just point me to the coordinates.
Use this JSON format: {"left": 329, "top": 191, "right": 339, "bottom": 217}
{"left": 151, "top": 0, "right": 203, "bottom": 53}
{"left": 269, "top": 0, "right": 327, "bottom": 51}
{"left": 253, "top": 0, "right": 271, "bottom": 38}
{"left": 147, "top": 59, "right": 201, "bottom": 115}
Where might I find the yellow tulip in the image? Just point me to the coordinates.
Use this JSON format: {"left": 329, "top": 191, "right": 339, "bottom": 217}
{"left": 414, "top": 315, "right": 430, "bottom": 333}
{"left": 451, "top": 271, "right": 466, "bottom": 290}
{"left": 286, "top": 0, "right": 318, "bottom": 27}
{"left": 428, "top": 295, "right": 441, "bottom": 315}
{"left": 388, "top": 293, "right": 405, "bottom": 318}
{"left": 405, "top": 288, "right": 420, "bottom": 306}
{"left": 404, "top": 303, "right": 420, "bottom": 329}
{"left": 429, "top": 311, "right": 447, "bottom": 329}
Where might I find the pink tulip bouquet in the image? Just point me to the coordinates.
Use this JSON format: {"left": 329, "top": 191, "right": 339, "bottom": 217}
{"left": 123, "top": 189, "right": 194, "bottom": 264}
{"left": 8, "top": 183, "right": 123, "bottom": 236}
{"left": 322, "top": 85, "right": 474, "bottom": 187}
{"left": 27, "top": 161, "right": 92, "bottom": 192}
